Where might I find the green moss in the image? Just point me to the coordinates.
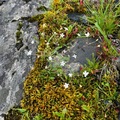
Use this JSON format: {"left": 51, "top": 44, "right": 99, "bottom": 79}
{"left": 28, "top": 14, "right": 44, "bottom": 23}
{"left": 17, "top": 22, "right": 23, "bottom": 30}
{"left": 36, "top": 6, "right": 48, "bottom": 11}
{"left": 15, "top": 22, "right": 24, "bottom": 50}
{"left": 21, "top": 14, "right": 44, "bottom": 23}
{"left": 16, "top": 31, "right": 22, "bottom": 40}
{"left": 4, "top": 108, "right": 22, "bottom": 120}
{"left": 16, "top": 22, "right": 23, "bottom": 41}
{"left": 20, "top": 0, "right": 119, "bottom": 119}
{"left": 6, "top": 0, "right": 120, "bottom": 119}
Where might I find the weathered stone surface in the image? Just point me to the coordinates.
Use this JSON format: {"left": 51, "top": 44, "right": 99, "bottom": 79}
{"left": 0, "top": 0, "right": 120, "bottom": 118}
{"left": 51, "top": 37, "right": 101, "bottom": 74}
{"left": 51, "top": 36, "right": 120, "bottom": 74}
{"left": 68, "top": 12, "right": 87, "bottom": 24}
{"left": 0, "top": 0, "right": 50, "bottom": 115}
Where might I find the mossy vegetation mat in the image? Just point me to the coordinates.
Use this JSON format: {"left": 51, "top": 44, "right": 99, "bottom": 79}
{"left": 5, "top": 0, "right": 120, "bottom": 119}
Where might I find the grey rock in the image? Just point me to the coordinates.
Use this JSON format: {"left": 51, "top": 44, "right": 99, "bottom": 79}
{"left": 52, "top": 37, "right": 120, "bottom": 76}
{"left": 0, "top": 0, "right": 50, "bottom": 115}
{"left": 0, "top": 0, "right": 119, "bottom": 118}
{"left": 51, "top": 37, "right": 100, "bottom": 74}
{"left": 68, "top": 12, "right": 87, "bottom": 24}
{"left": 0, "top": 0, "right": 6, "bottom": 6}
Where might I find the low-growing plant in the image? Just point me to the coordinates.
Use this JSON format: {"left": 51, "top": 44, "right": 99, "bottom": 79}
{"left": 14, "top": 108, "right": 30, "bottom": 120}
{"left": 84, "top": 53, "right": 100, "bottom": 74}
{"left": 85, "top": 0, "right": 120, "bottom": 58}
{"left": 5, "top": 0, "right": 120, "bottom": 120}
{"left": 53, "top": 108, "right": 71, "bottom": 120}
{"left": 85, "top": 0, "right": 120, "bottom": 35}
{"left": 33, "top": 114, "right": 43, "bottom": 120}
{"left": 20, "top": 0, "right": 120, "bottom": 119}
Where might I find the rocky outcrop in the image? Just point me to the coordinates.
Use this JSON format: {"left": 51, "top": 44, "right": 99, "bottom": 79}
{"left": 0, "top": 0, "right": 50, "bottom": 116}
{"left": 0, "top": 0, "right": 120, "bottom": 119}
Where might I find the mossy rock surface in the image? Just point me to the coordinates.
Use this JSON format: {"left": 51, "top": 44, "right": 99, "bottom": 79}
{"left": 2, "top": 0, "right": 120, "bottom": 119}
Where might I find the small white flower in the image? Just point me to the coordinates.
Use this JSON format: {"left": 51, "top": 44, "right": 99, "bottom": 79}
{"left": 60, "top": 33, "right": 65, "bottom": 38}
{"left": 85, "top": 32, "right": 90, "bottom": 37}
{"left": 43, "top": 23, "right": 46, "bottom": 28}
{"left": 83, "top": 70, "right": 89, "bottom": 77}
{"left": 45, "top": 66, "right": 48, "bottom": 69}
{"left": 64, "top": 27, "right": 68, "bottom": 31}
{"left": 57, "top": 74, "right": 60, "bottom": 76}
{"left": 77, "top": 33, "right": 81, "bottom": 37}
{"left": 97, "top": 45, "right": 101, "bottom": 47}
{"left": 37, "top": 55, "right": 40, "bottom": 58}
{"left": 48, "top": 56, "right": 52, "bottom": 61}
{"left": 72, "top": 54, "right": 77, "bottom": 59}
{"left": 27, "top": 50, "right": 32, "bottom": 56}
{"left": 54, "top": 32, "right": 57, "bottom": 35}
{"left": 46, "top": 42, "right": 49, "bottom": 46}
{"left": 41, "top": 32, "right": 45, "bottom": 36}
{"left": 68, "top": 73, "right": 73, "bottom": 77}
{"left": 79, "top": 84, "right": 82, "bottom": 88}
{"left": 31, "top": 40, "right": 34, "bottom": 44}
{"left": 60, "top": 61, "right": 66, "bottom": 66}
{"left": 64, "top": 83, "right": 69, "bottom": 89}
{"left": 96, "top": 39, "right": 99, "bottom": 41}
{"left": 62, "top": 50, "right": 67, "bottom": 54}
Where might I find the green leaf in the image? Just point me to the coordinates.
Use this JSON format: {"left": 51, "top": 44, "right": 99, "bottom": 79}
{"left": 15, "top": 108, "right": 27, "bottom": 113}
{"left": 62, "top": 108, "right": 67, "bottom": 115}
{"left": 81, "top": 105, "right": 90, "bottom": 112}
{"left": 53, "top": 112, "right": 62, "bottom": 117}
{"left": 68, "top": 24, "right": 75, "bottom": 34}
{"left": 24, "top": 111, "right": 30, "bottom": 120}
{"left": 33, "top": 114, "right": 43, "bottom": 120}
{"left": 95, "top": 22, "right": 107, "bottom": 40}
{"left": 50, "top": 77, "right": 55, "bottom": 80}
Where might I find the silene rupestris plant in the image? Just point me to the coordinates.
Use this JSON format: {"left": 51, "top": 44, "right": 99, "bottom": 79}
{"left": 53, "top": 108, "right": 71, "bottom": 120}
{"left": 85, "top": 0, "right": 120, "bottom": 35}
{"left": 85, "top": 0, "right": 120, "bottom": 57}
{"left": 5, "top": 0, "right": 120, "bottom": 120}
